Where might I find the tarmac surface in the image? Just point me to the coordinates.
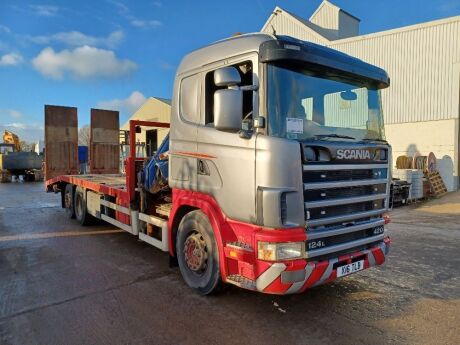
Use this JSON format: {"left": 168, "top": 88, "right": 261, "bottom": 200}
{"left": 0, "top": 182, "right": 459, "bottom": 345}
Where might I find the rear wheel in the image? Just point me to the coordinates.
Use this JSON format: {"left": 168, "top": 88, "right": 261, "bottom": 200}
{"left": 176, "top": 210, "right": 221, "bottom": 295}
{"left": 74, "top": 186, "right": 92, "bottom": 226}
{"left": 64, "top": 184, "right": 75, "bottom": 219}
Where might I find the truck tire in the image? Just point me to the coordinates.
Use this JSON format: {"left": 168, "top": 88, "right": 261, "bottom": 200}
{"left": 176, "top": 210, "right": 221, "bottom": 295}
{"left": 64, "top": 184, "right": 75, "bottom": 219}
{"left": 74, "top": 186, "right": 92, "bottom": 226}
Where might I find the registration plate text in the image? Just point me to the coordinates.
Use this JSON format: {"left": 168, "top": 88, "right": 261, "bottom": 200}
{"left": 336, "top": 260, "right": 364, "bottom": 277}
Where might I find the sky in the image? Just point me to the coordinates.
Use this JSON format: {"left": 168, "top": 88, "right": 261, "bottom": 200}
{"left": 1, "top": 0, "right": 460, "bottom": 142}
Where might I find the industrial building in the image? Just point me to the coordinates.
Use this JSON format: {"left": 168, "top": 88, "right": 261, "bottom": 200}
{"left": 120, "top": 97, "right": 171, "bottom": 158}
{"left": 262, "top": 0, "right": 460, "bottom": 191}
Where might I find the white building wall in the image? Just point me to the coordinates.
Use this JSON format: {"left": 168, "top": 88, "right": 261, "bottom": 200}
{"left": 329, "top": 18, "right": 460, "bottom": 124}
{"left": 310, "top": 2, "right": 339, "bottom": 38}
{"left": 120, "top": 98, "right": 171, "bottom": 157}
{"left": 386, "top": 119, "right": 458, "bottom": 191}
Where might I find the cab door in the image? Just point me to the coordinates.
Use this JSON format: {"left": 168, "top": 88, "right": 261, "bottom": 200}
{"left": 196, "top": 54, "right": 259, "bottom": 223}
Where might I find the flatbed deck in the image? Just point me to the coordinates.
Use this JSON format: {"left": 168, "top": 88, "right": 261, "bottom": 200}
{"left": 72, "top": 174, "right": 126, "bottom": 188}
{"left": 46, "top": 173, "right": 129, "bottom": 201}
{"left": 44, "top": 119, "right": 172, "bottom": 261}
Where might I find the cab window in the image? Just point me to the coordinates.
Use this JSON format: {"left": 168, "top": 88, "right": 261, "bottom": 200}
{"left": 180, "top": 74, "right": 200, "bottom": 123}
{"left": 204, "top": 60, "right": 253, "bottom": 127}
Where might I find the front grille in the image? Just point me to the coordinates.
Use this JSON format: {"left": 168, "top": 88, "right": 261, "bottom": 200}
{"left": 304, "top": 184, "right": 386, "bottom": 202}
{"left": 303, "top": 163, "right": 389, "bottom": 260}
{"left": 304, "top": 168, "right": 387, "bottom": 183}
{"left": 312, "top": 241, "right": 381, "bottom": 262}
{"left": 307, "top": 227, "right": 381, "bottom": 249}
{"left": 308, "top": 200, "right": 385, "bottom": 219}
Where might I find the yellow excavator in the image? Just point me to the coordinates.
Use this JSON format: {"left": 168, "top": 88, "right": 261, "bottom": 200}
{"left": 3, "top": 130, "right": 21, "bottom": 152}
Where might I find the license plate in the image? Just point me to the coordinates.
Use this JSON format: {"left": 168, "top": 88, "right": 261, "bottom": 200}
{"left": 336, "top": 260, "right": 364, "bottom": 278}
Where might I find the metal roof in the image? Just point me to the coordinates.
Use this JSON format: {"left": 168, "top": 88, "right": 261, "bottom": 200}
{"left": 154, "top": 97, "right": 171, "bottom": 105}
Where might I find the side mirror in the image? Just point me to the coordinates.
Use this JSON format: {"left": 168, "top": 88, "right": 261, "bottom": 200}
{"left": 214, "top": 89, "right": 242, "bottom": 132}
{"left": 214, "top": 67, "right": 241, "bottom": 87}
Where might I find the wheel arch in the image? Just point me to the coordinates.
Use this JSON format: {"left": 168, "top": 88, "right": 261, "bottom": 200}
{"left": 168, "top": 190, "right": 228, "bottom": 279}
{"left": 169, "top": 204, "right": 198, "bottom": 256}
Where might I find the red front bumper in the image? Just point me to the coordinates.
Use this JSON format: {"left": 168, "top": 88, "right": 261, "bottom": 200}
{"left": 225, "top": 234, "right": 391, "bottom": 295}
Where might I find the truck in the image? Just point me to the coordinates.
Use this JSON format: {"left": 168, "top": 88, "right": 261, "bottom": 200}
{"left": 45, "top": 33, "right": 392, "bottom": 295}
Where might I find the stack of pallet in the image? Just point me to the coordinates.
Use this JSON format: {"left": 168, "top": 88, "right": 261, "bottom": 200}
{"left": 393, "top": 169, "right": 424, "bottom": 200}
{"left": 427, "top": 171, "right": 447, "bottom": 197}
{"left": 0, "top": 170, "right": 11, "bottom": 183}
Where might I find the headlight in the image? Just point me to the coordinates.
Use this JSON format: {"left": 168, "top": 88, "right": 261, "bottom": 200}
{"left": 257, "top": 242, "right": 305, "bottom": 261}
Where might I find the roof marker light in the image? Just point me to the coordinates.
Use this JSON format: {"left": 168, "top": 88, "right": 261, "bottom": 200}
{"left": 284, "top": 44, "right": 300, "bottom": 51}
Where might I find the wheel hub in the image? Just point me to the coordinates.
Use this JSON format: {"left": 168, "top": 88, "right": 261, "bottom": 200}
{"left": 183, "top": 233, "right": 208, "bottom": 272}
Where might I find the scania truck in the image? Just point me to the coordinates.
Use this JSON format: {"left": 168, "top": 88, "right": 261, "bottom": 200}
{"left": 45, "top": 33, "right": 391, "bottom": 295}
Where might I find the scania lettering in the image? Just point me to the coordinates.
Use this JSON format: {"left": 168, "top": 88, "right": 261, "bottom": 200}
{"left": 45, "top": 34, "right": 392, "bottom": 295}
{"left": 336, "top": 149, "right": 372, "bottom": 160}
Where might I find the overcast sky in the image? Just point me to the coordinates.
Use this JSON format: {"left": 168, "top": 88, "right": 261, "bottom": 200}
{"left": 1, "top": 0, "right": 459, "bottom": 142}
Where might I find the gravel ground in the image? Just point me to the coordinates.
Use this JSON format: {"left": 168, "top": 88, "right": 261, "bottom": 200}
{"left": 0, "top": 182, "right": 459, "bottom": 345}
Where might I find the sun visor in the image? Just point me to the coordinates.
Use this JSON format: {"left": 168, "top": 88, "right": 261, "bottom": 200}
{"left": 259, "top": 37, "right": 390, "bottom": 89}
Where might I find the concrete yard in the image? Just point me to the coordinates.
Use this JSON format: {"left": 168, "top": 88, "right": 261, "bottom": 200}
{"left": 0, "top": 182, "right": 459, "bottom": 345}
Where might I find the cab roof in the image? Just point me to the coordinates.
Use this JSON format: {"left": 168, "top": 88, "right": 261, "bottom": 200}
{"left": 176, "top": 33, "right": 389, "bottom": 87}
{"left": 176, "top": 33, "right": 274, "bottom": 75}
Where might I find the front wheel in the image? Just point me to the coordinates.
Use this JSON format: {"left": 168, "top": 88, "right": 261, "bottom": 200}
{"left": 176, "top": 210, "right": 221, "bottom": 295}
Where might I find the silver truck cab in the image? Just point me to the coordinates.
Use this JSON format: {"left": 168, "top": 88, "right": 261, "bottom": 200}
{"left": 169, "top": 33, "right": 390, "bottom": 263}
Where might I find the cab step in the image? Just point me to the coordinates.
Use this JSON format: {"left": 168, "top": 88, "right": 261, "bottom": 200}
{"left": 226, "top": 274, "right": 256, "bottom": 291}
{"left": 138, "top": 212, "right": 169, "bottom": 251}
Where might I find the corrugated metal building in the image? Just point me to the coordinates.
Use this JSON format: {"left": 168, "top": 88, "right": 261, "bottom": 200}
{"left": 120, "top": 97, "right": 171, "bottom": 158}
{"left": 262, "top": 0, "right": 460, "bottom": 191}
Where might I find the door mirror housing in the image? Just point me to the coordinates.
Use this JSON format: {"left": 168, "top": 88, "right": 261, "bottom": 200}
{"left": 214, "top": 67, "right": 241, "bottom": 87}
{"left": 214, "top": 89, "right": 242, "bottom": 132}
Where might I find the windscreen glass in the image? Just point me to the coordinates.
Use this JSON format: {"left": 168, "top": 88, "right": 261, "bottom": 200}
{"left": 267, "top": 64, "right": 385, "bottom": 141}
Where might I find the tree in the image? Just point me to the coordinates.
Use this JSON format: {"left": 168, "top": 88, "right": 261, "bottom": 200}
{"left": 78, "top": 125, "right": 90, "bottom": 146}
{"left": 19, "top": 140, "right": 32, "bottom": 152}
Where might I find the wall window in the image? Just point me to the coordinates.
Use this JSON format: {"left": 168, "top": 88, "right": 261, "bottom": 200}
{"left": 180, "top": 74, "right": 200, "bottom": 123}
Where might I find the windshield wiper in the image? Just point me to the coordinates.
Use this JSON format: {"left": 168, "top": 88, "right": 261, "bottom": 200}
{"left": 361, "top": 138, "right": 388, "bottom": 143}
{"left": 314, "top": 134, "right": 356, "bottom": 140}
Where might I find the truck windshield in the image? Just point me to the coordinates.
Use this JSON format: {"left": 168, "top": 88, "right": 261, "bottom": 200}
{"left": 267, "top": 64, "right": 385, "bottom": 142}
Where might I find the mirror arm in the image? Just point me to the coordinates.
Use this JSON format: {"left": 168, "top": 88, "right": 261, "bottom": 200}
{"left": 239, "top": 85, "right": 259, "bottom": 91}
